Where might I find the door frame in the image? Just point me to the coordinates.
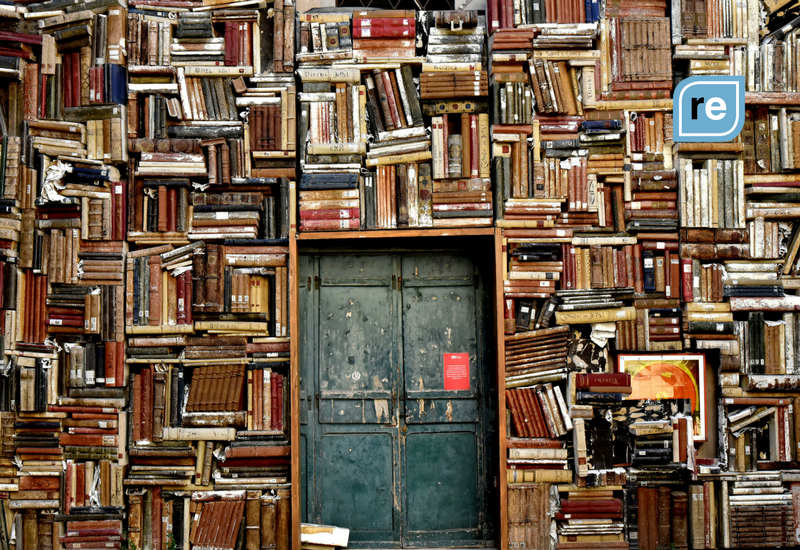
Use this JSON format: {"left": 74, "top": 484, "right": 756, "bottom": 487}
{"left": 297, "top": 236, "right": 500, "bottom": 549}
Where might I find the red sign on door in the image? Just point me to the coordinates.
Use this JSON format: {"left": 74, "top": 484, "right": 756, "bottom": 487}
{"left": 443, "top": 353, "right": 470, "bottom": 390}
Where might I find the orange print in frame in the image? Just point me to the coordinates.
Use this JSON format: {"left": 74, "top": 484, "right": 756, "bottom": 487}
{"left": 617, "top": 354, "right": 707, "bottom": 442}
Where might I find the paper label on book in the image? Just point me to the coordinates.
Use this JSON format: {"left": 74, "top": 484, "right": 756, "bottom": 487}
{"left": 216, "top": 212, "right": 229, "bottom": 220}
{"left": 657, "top": 242, "right": 665, "bottom": 249}
{"left": 557, "top": 230, "right": 566, "bottom": 236}
{"left": 102, "top": 436, "right": 115, "bottom": 446}
{"left": 444, "top": 353, "right": 470, "bottom": 391}
{"left": 50, "top": 319, "right": 62, "bottom": 326}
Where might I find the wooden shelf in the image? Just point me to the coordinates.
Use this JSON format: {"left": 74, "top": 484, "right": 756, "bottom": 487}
{"left": 296, "top": 227, "right": 495, "bottom": 240}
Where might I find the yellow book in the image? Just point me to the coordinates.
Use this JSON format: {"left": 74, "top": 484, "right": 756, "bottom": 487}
{"left": 365, "top": 151, "right": 433, "bottom": 167}
{"left": 556, "top": 307, "right": 637, "bottom": 325}
{"left": 478, "top": 113, "right": 490, "bottom": 178}
{"left": 507, "top": 469, "right": 573, "bottom": 483}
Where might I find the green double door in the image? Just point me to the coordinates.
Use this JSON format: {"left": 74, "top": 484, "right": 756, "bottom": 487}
{"left": 299, "top": 252, "right": 493, "bottom": 548}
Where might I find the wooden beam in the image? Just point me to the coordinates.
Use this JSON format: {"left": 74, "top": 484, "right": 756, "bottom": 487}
{"left": 495, "top": 227, "right": 509, "bottom": 550}
{"left": 295, "top": 228, "right": 495, "bottom": 240}
{"left": 289, "top": 229, "right": 301, "bottom": 550}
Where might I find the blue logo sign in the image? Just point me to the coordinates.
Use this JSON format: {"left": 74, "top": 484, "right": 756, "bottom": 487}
{"left": 673, "top": 76, "right": 745, "bottom": 142}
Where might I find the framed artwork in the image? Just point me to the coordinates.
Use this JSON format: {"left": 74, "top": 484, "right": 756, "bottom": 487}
{"left": 617, "top": 354, "right": 707, "bottom": 442}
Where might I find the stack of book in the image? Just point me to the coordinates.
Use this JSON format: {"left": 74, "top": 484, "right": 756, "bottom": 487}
{"left": 557, "top": 493, "right": 625, "bottom": 547}
{"left": 557, "top": 488, "right": 628, "bottom": 550}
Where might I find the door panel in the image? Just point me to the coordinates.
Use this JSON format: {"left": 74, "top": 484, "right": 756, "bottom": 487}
{"left": 318, "top": 255, "right": 395, "bottom": 425}
{"left": 405, "top": 430, "right": 479, "bottom": 533}
{"left": 301, "top": 252, "right": 489, "bottom": 548}
{"left": 401, "top": 254, "right": 480, "bottom": 426}
{"left": 318, "top": 432, "right": 396, "bottom": 533}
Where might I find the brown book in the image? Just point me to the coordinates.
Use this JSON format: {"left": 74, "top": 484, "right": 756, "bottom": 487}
{"left": 461, "top": 113, "right": 471, "bottom": 179}
{"left": 148, "top": 255, "right": 162, "bottom": 325}
{"left": 142, "top": 366, "right": 153, "bottom": 442}
{"left": 672, "top": 491, "right": 689, "bottom": 550}
{"left": 152, "top": 371, "right": 166, "bottom": 442}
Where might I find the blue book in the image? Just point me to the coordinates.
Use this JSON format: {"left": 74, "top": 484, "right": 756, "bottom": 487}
{"left": 300, "top": 173, "right": 359, "bottom": 184}
{"left": 591, "top": 0, "right": 600, "bottom": 22}
{"left": 298, "top": 181, "right": 359, "bottom": 190}
{"left": 642, "top": 251, "right": 656, "bottom": 292}
{"left": 581, "top": 120, "right": 623, "bottom": 130}
{"left": 104, "top": 63, "right": 128, "bottom": 105}
{"left": 577, "top": 391, "right": 625, "bottom": 402}
{"left": 71, "top": 168, "right": 111, "bottom": 181}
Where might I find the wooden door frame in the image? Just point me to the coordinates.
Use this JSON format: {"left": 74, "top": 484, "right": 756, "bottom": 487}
{"left": 290, "top": 231, "right": 503, "bottom": 550}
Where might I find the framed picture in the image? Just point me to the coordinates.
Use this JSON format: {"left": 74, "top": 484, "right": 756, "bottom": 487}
{"left": 617, "top": 354, "right": 707, "bottom": 442}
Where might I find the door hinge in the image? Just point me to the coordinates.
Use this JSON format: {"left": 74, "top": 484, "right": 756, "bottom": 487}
{"left": 307, "top": 395, "right": 312, "bottom": 410}
{"left": 391, "top": 275, "right": 396, "bottom": 290}
{"left": 307, "top": 277, "right": 311, "bottom": 291}
{"left": 314, "top": 275, "right": 320, "bottom": 290}
{"left": 315, "top": 393, "right": 319, "bottom": 409}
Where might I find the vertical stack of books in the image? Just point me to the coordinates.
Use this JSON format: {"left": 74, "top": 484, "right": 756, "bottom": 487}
{"left": 122, "top": 0, "right": 295, "bottom": 543}
{"left": 297, "top": 64, "right": 365, "bottom": 231}
{"left": 426, "top": 12, "right": 492, "bottom": 228}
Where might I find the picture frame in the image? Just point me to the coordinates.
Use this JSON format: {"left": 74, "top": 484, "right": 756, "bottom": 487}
{"left": 617, "top": 354, "right": 707, "bottom": 442}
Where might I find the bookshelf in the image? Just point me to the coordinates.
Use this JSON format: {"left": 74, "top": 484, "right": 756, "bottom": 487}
{"left": 2, "top": 0, "right": 800, "bottom": 549}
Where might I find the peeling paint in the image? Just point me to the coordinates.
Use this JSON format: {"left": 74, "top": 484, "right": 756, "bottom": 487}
{"left": 446, "top": 400, "right": 453, "bottom": 422}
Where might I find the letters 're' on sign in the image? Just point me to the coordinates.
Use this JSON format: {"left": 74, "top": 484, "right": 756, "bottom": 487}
{"left": 444, "top": 353, "right": 470, "bottom": 390}
{"left": 672, "top": 75, "right": 745, "bottom": 143}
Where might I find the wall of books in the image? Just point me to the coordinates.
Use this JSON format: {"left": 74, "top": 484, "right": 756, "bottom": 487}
{"left": 0, "top": 0, "right": 797, "bottom": 548}
{"left": 0, "top": 0, "right": 296, "bottom": 548}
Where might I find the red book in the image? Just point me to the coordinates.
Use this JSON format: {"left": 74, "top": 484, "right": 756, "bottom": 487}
{"left": 104, "top": 341, "right": 116, "bottom": 387}
{"left": 23, "top": 63, "right": 38, "bottom": 121}
{"left": 75, "top": 463, "right": 85, "bottom": 507}
{"left": 224, "top": 22, "right": 237, "bottom": 66}
{"left": 115, "top": 342, "right": 125, "bottom": 393}
{"left": 68, "top": 427, "right": 116, "bottom": 435}
{"left": 380, "top": 71, "right": 402, "bottom": 129}
{"left": 46, "top": 318, "right": 84, "bottom": 327}
{"left": 352, "top": 26, "right": 414, "bottom": 38}
{"left": 71, "top": 52, "right": 80, "bottom": 107}
{"left": 50, "top": 406, "right": 120, "bottom": 414}
{"left": 271, "top": 371, "right": 279, "bottom": 431}
{"left": 59, "top": 434, "right": 118, "bottom": 447}
{"left": 64, "top": 54, "right": 73, "bottom": 109}
{"left": 64, "top": 529, "right": 122, "bottom": 538}
{"left": 299, "top": 219, "right": 360, "bottom": 231}
{"left": 65, "top": 461, "right": 73, "bottom": 513}
{"left": 489, "top": 0, "right": 499, "bottom": 33}
{"left": 212, "top": 457, "right": 290, "bottom": 468}
{"left": 352, "top": 17, "right": 415, "bottom": 26}
{"left": 167, "top": 187, "right": 177, "bottom": 232}
{"left": 176, "top": 271, "right": 186, "bottom": 325}
{"left": 298, "top": 208, "right": 359, "bottom": 221}
{"left": 141, "top": 367, "right": 153, "bottom": 442}
{"left": 504, "top": 0, "right": 513, "bottom": 28}
{"left": 681, "top": 258, "right": 693, "bottom": 302}
{"left": 184, "top": 271, "right": 193, "bottom": 325}
{"left": 59, "top": 536, "right": 122, "bottom": 543}
{"left": 40, "top": 73, "right": 47, "bottom": 118}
